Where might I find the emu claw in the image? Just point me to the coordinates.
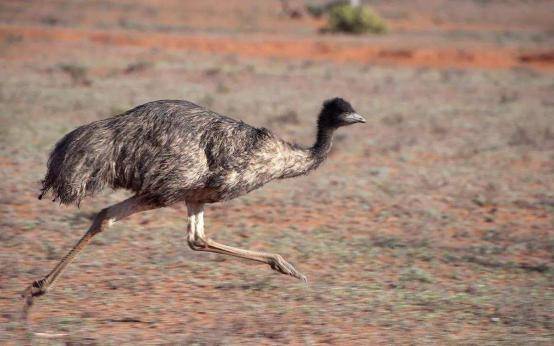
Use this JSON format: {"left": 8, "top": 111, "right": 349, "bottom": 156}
{"left": 269, "top": 255, "right": 308, "bottom": 284}
{"left": 21, "top": 280, "right": 47, "bottom": 320}
{"left": 21, "top": 280, "right": 46, "bottom": 299}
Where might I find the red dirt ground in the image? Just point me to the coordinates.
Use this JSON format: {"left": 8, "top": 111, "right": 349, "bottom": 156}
{"left": 1, "top": 24, "right": 553, "bottom": 70}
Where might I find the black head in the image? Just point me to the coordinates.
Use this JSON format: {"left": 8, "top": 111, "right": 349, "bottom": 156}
{"left": 318, "top": 98, "right": 366, "bottom": 129}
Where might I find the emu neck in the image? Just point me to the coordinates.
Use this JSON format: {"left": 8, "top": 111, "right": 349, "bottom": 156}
{"left": 278, "top": 126, "right": 335, "bottom": 180}
{"left": 311, "top": 126, "right": 335, "bottom": 160}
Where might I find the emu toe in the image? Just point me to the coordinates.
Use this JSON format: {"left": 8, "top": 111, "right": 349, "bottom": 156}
{"left": 22, "top": 280, "right": 47, "bottom": 299}
{"left": 269, "top": 255, "right": 308, "bottom": 283}
{"left": 21, "top": 280, "right": 47, "bottom": 321}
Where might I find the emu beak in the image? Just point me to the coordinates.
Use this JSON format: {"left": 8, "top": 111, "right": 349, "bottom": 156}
{"left": 346, "top": 113, "right": 366, "bottom": 124}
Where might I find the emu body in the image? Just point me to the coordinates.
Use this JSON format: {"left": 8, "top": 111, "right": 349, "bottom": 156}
{"left": 41, "top": 100, "right": 320, "bottom": 206}
{"left": 23, "top": 98, "right": 365, "bottom": 315}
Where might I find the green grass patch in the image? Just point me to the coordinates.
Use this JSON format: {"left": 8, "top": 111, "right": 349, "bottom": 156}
{"left": 327, "top": 4, "right": 387, "bottom": 34}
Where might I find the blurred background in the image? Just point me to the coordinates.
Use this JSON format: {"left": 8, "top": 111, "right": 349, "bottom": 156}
{"left": 0, "top": 0, "right": 552, "bottom": 344}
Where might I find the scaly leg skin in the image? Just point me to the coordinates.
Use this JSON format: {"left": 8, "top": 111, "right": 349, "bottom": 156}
{"left": 186, "top": 202, "right": 308, "bottom": 283}
{"left": 21, "top": 196, "right": 154, "bottom": 321}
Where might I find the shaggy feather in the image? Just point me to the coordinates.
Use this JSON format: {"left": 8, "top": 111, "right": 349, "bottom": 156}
{"left": 39, "top": 98, "right": 358, "bottom": 207}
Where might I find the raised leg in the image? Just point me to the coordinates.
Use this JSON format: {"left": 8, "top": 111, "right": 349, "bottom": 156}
{"left": 22, "top": 195, "right": 155, "bottom": 317}
{"left": 185, "top": 202, "right": 307, "bottom": 282}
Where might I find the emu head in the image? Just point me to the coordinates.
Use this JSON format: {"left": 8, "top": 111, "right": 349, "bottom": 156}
{"left": 318, "top": 98, "right": 366, "bottom": 129}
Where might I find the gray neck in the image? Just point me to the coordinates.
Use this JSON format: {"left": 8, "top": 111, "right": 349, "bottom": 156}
{"left": 278, "top": 126, "right": 335, "bottom": 180}
{"left": 310, "top": 126, "right": 335, "bottom": 162}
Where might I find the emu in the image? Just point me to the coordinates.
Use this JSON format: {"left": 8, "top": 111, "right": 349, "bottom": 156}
{"left": 22, "top": 97, "right": 365, "bottom": 311}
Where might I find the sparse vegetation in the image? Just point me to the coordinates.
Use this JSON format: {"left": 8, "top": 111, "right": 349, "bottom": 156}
{"left": 0, "top": 0, "right": 552, "bottom": 344}
{"left": 400, "top": 266, "right": 435, "bottom": 283}
{"left": 123, "top": 60, "right": 153, "bottom": 74}
{"left": 58, "top": 63, "right": 91, "bottom": 86}
{"left": 306, "top": 1, "right": 388, "bottom": 34}
{"left": 326, "top": 4, "right": 387, "bottom": 34}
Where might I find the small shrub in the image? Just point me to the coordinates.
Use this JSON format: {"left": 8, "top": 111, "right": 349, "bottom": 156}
{"left": 327, "top": 4, "right": 387, "bottom": 34}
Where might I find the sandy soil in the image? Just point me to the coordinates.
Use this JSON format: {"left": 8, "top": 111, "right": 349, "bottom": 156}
{"left": 0, "top": 1, "right": 552, "bottom": 344}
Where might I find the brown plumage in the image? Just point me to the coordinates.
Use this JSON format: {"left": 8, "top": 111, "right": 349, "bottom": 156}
{"left": 23, "top": 97, "right": 366, "bottom": 316}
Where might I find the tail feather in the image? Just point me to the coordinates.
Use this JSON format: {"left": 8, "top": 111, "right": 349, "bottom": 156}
{"left": 39, "top": 121, "right": 115, "bottom": 206}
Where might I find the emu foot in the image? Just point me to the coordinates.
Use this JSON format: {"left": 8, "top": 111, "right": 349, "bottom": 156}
{"left": 269, "top": 255, "right": 308, "bottom": 284}
{"left": 21, "top": 280, "right": 47, "bottom": 320}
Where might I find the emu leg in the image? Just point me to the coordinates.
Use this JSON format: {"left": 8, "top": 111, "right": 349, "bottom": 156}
{"left": 21, "top": 196, "right": 154, "bottom": 319}
{"left": 185, "top": 203, "right": 307, "bottom": 283}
